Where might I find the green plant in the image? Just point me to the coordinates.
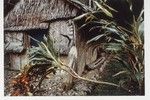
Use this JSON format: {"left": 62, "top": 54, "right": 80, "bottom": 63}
{"left": 74, "top": 0, "right": 144, "bottom": 95}
{"left": 11, "top": 33, "right": 128, "bottom": 96}
{"left": 28, "top": 35, "right": 122, "bottom": 89}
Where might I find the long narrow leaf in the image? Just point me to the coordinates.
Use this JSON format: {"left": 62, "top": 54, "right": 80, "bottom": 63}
{"left": 94, "top": 1, "right": 113, "bottom": 18}
{"left": 87, "top": 34, "right": 106, "bottom": 44}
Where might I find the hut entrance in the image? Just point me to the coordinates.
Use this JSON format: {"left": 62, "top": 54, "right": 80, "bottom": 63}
{"left": 28, "top": 29, "right": 48, "bottom": 47}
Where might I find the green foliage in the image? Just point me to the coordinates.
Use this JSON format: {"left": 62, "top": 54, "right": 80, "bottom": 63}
{"left": 29, "top": 35, "right": 58, "bottom": 66}
{"left": 26, "top": 35, "right": 61, "bottom": 90}
{"left": 74, "top": 0, "right": 144, "bottom": 95}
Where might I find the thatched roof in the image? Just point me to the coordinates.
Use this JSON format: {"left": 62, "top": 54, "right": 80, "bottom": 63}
{"left": 4, "top": 0, "right": 20, "bottom": 17}
{"left": 4, "top": 0, "right": 90, "bottom": 31}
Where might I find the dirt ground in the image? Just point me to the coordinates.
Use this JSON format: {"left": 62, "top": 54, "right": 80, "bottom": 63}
{"left": 4, "top": 69, "right": 93, "bottom": 96}
{"left": 4, "top": 69, "right": 20, "bottom": 96}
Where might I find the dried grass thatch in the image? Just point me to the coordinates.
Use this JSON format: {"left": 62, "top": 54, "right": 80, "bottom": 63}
{"left": 4, "top": 0, "right": 88, "bottom": 31}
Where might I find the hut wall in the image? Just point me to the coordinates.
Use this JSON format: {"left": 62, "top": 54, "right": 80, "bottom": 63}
{"left": 5, "top": 32, "right": 24, "bottom": 53}
{"left": 7, "top": 52, "right": 28, "bottom": 70}
{"left": 49, "top": 20, "right": 75, "bottom": 55}
{"left": 9, "top": 54, "right": 21, "bottom": 70}
{"left": 4, "top": 32, "right": 29, "bottom": 70}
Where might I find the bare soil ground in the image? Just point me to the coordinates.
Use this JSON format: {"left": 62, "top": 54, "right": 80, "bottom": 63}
{"left": 4, "top": 69, "right": 93, "bottom": 96}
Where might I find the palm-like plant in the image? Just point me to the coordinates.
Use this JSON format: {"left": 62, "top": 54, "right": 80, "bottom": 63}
{"left": 28, "top": 34, "right": 123, "bottom": 90}
{"left": 74, "top": 0, "right": 144, "bottom": 95}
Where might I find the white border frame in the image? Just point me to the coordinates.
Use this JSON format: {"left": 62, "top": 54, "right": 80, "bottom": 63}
{"left": 1, "top": 0, "right": 150, "bottom": 100}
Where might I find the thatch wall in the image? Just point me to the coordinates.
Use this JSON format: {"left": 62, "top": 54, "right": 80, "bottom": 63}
{"left": 4, "top": 0, "right": 87, "bottom": 31}
{"left": 49, "top": 20, "right": 75, "bottom": 55}
{"left": 5, "top": 32, "right": 24, "bottom": 53}
{"left": 4, "top": 32, "right": 29, "bottom": 70}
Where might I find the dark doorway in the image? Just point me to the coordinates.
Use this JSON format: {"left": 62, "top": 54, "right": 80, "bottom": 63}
{"left": 28, "top": 29, "right": 48, "bottom": 47}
